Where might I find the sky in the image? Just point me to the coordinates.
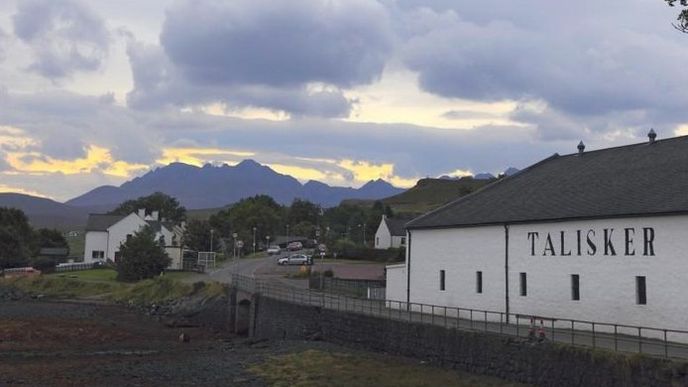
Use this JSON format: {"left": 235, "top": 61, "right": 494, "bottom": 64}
{"left": 0, "top": 0, "right": 687, "bottom": 202}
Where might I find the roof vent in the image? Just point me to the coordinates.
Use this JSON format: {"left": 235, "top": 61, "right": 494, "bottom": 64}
{"left": 577, "top": 141, "right": 585, "bottom": 155}
{"left": 648, "top": 128, "right": 657, "bottom": 144}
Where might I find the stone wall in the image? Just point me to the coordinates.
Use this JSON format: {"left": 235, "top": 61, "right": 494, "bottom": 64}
{"left": 252, "top": 295, "right": 688, "bottom": 387}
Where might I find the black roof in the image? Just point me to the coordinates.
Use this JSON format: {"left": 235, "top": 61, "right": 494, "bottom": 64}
{"left": 85, "top": 214, "right": 126, "bottom": 231}
{"left": 408, "top": 135, "right": 688, "bottom": 229}
{"left": 384, "top": 217, "right": 407, "bottom": 236}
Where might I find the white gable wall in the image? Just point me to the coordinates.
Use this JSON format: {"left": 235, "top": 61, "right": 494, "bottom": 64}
{"left": 106, "top": 213, "right": 149, "bottom": 261}
{"left": 375, "top": 219, "right": 392, "bottom": 249}
{"left": 84, "top": 231, "right": 108, "bottom": 263}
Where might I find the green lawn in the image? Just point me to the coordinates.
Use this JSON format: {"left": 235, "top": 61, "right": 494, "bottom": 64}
{"left": 250, "top": 349, "right": 528, "bottom": 387}
{"left": 4, "top": 268, "right": 212, "bottom": 301}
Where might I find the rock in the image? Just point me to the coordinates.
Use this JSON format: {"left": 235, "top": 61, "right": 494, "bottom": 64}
{"left": 179, "top": 332, "right": 190, "bottom": 343}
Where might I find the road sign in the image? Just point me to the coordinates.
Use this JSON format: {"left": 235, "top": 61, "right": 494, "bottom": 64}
{"left": 318, "top": 244, "right": 327, "bottom": 252}
{"left": 236, "top": 240, "right": 244, "bottom": 248}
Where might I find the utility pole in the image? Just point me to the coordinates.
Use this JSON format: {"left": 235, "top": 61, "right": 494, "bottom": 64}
{"left": 252, "top": 226, "right": 257, "bottom": 254}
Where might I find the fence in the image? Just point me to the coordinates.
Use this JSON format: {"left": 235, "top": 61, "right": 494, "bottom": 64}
{"left": 232, "top": 274, "right": 688, "bottom": 360}
{"left": 55, "top": 262, "right": 96, "bottom": 272}
{"left": 308, "top": 276, "right": 385, "bottom": 298}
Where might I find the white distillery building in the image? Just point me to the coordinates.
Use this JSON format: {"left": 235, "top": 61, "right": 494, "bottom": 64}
{"left": 84, "top": 209, "right": 184, "bottom": 269}
{"left": 374, "top": 215, "right": 407, "bottom": 249}
{"left": 386, "top": 132, "right": 688, "bottom": 334}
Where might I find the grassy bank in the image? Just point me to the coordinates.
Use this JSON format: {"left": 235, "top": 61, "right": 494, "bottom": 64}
{"left": 250, "top": 349, "right": 528, "bottom": 387}
{"left": 1, "top": 268, "right": 225, "bottom": 304}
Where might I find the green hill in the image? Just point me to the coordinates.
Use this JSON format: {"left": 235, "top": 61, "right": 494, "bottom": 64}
{"left": 343, "top": 177, "right": 493, "bottom": 215}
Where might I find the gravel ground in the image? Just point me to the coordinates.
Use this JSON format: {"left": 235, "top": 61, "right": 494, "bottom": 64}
{"left": 0, "top": 299, "right": 345, "bottom": 386}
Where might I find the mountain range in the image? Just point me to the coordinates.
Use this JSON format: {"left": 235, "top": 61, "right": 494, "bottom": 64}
{"left": 65, "top": 160, "right": 405, "bottom": 210}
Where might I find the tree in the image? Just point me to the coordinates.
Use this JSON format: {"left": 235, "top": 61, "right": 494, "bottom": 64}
{"left": 229, "top": 195, "right": 284, "bottom": 252}
{"left": 0, "top": 207, "right": 34, "bottom": 269}
{"left": 287, "top": 199, "right": 321, "bottom": 226}
{"left": 116, "top": 226, "right": 170, "bottom": 282}
{"left": 666, "top": 0, "right": 688, "bottom": 33}
{"left": 33, "top": 228, "right": 69, "bottom": 251}
{"left": 110, "top": 192, "right": 186, "bottom": 223}
{"left": 183, "top": 219, "right": 216, "bottom": 252}
{"left": 209, "top": 208, "right": 232, "bottom": 237}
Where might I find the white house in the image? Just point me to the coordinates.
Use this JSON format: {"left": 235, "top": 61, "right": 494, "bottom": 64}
{"left": 84, "top": 209, "right": 185, "bottom": 269}
{"left": 374, "top": 215, "right": 406, "bottom": 249}
{"left": 387, "top": 131, "right": 688, "bottom": 334}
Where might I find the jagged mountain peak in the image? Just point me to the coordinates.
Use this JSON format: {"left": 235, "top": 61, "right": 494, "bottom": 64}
{"left": 67, "top": 159, "right": 405, "bottom": 209}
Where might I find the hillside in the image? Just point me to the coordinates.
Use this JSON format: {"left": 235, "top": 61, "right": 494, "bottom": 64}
{"left": 66, "top": 160, "right": 405, "bottom": 210}
{"left": 0, "top": 193, "right": 89, "bottom": 230}
{"left": 343, "top": 177, "right": 493, "bottom": 215}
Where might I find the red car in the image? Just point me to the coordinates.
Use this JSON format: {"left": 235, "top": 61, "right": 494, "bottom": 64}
{"left": 287, "top": 241, "right": 303, "bottom": 251}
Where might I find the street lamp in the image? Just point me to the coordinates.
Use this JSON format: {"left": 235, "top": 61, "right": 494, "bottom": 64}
{"left": 266, "top": 235, "right": 270, "bottom": 248}
{"left": 210, "top": 229, "right": 215, "bottom": 252}
{"left": 252, "top": 226, "right": 257, "bottom": 254}
{"left": 232, "top": 232, "right": 238, "bottom": 259}
{"left": 358, "top": 223, "right": 366, "bottom": 246}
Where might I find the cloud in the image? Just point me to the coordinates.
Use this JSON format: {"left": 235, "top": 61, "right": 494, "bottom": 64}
{"left": 398, "top": 1, "right": 688, "bottom": 137}
{"left": 125, "top": 0, "right": 393, "bottom": 117}
{"left": 0, "top": 27, "right": 6, "bottom": 62}
{"left": 161, "top": 0, "right": 392, "bottom": 88}
{"left": 12, "top": 0, "right": 110, "bottom": 78}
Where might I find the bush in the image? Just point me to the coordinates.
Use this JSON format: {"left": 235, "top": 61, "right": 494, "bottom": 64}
{"left": 30, "top": 256, "right": 57, "bottom": 273}
{"left": 116, "top": 227, "right": 171, "bottom": 282}
{"left": 323, "top": 269, "right": 334, "bottom": 277}
{"left": 331, "top": 239, "right": 404, "bottom": 262}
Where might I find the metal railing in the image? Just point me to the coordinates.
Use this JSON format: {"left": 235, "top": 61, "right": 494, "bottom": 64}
{"left": 232, "top": 274, "right": 688, "bottom": 359}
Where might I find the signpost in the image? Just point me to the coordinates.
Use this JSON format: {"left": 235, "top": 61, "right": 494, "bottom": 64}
{"left": 318, "top": 243, "right": 327, "bottom": 289}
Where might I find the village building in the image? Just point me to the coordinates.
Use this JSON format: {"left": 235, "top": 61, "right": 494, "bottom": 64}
{"left": 83, "top": 209, "right": 185, "bottom": 269}
{"left": 386, "top": 131, "right": 688, "bottom": 333}
{"left": 374, "top": 215, "right": 406, "bottom": 249}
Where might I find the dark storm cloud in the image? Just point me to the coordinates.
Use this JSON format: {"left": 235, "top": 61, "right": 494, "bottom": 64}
{"left": 126, "top": 0, "right": 392, "bottom": 117}
{"left": 12, "top": 0, "right": 110, "bottom": 78}
{"left": 126, "top": 39, "right": 353, "bottom": 117}
{"left": 160, "top": 0, "right": 392, "bottom": 88}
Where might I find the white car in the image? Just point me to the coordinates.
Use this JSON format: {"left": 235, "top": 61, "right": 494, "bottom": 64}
{"left": 277, "top": 254, "right": 312, "bottom": 265}
{"left": 267, "top": 245, "right": 281, "bottom": 255}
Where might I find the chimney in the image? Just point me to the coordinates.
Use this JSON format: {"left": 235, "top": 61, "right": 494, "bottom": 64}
{"left": 577, "top": 141, "right": 585, "bottom": 155}
{"left": 138, "top": 208, "right": 146, "bottom": 218}
{"left": 648, "top": 128, "right": 657, "bottom": 144}
{"left": 151, "top": 211, "right": 159, "bottom": 221}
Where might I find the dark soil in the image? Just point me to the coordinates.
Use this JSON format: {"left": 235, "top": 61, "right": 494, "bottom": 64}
{"left": 0, "top": 299, "right": 338, "bottom": 386}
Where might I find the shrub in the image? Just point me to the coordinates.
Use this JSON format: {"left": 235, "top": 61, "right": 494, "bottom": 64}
{"left": 331, "top": 239, "right": 404, "bottom": 262}
{"left": 30, "top": 256, "right": 57, "bottom": 273}
{"left": 323, "top": 269, "right": 334, "bottom": 277}
{"left": 116, "top": 227, "right": 171, "bottom": 282}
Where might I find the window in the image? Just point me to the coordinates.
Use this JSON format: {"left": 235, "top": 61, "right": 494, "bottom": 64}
{"left": 376, "top": 237, "right": 379, "bottom": 246}
{"left": 126, "top": 234, "right": 133, "bottom": 242}
{"left": 636, "top": 276, "right": 647, "bottom": 305}
{"left": 91, "top": 250, "right": 104, "bottom": 259}
{"left": 571, "top": 274, "right": 580, "bottom": 301}
{"left": 114, "top": 251, "right": 121, "bottom": 260}
{"left": 476, "top": 271, "right": 483, "bottom": 294}
{"left": 519, "top": 272, "right": 527, "bottom": 296}
{"left": 439, "top": 270, "right": 446, "bottom": 291}
{"left": 400, "top": 237, "right": 406, "bottom": 245}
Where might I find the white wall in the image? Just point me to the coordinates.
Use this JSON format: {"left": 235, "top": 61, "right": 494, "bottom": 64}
{"left": 84, "top": 231, "right": 108, "bottom": 263}
{"left": 386, "top": 263, "right": 406, "bottom": 303}
{"left": 375, "top": 220, "right": 391, "bottom": 249}
{"left": 509, "top": 215, "right": 688, "bottom": 331}
{"left": 405, "top": 226, "right": 506, "bottom": 313}
{"left": 106, "top": 213, "right": 148, "bottom": 261}
{"left": 391, "top": 235, "right": 405, "bottom": 248}
{"left": 387, "top": 214, "right": 688, "bottom": 332}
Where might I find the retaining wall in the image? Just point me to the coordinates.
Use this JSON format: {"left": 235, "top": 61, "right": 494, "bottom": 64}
{"left": 252, "top": 295, "right": 688, "bottom": 387}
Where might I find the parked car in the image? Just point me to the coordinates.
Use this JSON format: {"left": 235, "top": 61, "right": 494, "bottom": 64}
{"left": 277, "top": 254, "right": 312, "bottom": 265}
{"left": 287, "top": 241, "right": 303, "bottom": 251}
{"left": 267, "top": 245, "right": 281, "bottom": 255}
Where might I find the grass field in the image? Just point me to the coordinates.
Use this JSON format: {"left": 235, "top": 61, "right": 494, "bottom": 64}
{"left": 250, "top": 349, "right": 528, "bottom": 387}
{"left": 3, "top": 268, "right": 218, "bottom": 303}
